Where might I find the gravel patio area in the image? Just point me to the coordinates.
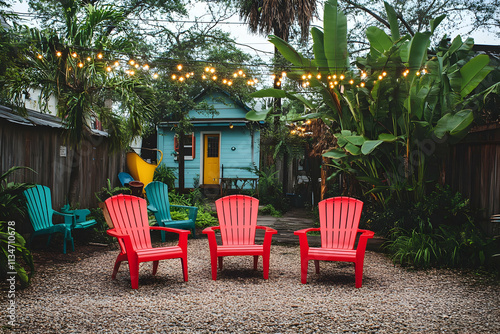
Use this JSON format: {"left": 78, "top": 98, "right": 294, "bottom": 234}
{"left": 3, "top": 237, "right": 500, "bottom": 333}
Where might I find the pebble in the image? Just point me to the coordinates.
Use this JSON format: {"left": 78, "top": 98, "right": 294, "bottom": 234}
{"left": 2, "top": 239, "right": 499, "bottom": 333}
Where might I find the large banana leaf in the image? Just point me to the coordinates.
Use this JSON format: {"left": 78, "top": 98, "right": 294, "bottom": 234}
{"left": 324, "top": 0, "right": 348, "bottom": 73}
{"left": 433, "top": 109, "right": 474, "bottom": 139}
{"left": 384, "top": 1, "right": 400, "bottom": 41}
{"left": 407, "top": 32, "right": 431, "bottom": 72}
{"left": 366, "top": 26, "right": 393, "bottom": 54}
{"left": 268, "top": 35, "right": 309, "bottom": 67}
{"left": 311, "top": 27, "right": 328, "bottom": 70}
{"left": 459, "top": 54, "right": 492, "bottom": 98}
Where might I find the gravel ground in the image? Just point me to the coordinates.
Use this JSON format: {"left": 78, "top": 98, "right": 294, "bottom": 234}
{"left": 3, "top": 238, "right": 500, "bottom": 333}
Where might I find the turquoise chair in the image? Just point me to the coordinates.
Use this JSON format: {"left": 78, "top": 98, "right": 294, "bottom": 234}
{"left": 24, "top": 185, "right": 97, "bottom": 254}
{"left": 144, "top": 181, "right": 198, "bottom": 241}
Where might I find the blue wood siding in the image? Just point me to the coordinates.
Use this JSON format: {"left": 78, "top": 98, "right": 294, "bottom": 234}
{"left": 157, "top": 89, "right": 260, "bottom": 189}
{"left": 158, "top": 126, "right": 260, "bottom": 189}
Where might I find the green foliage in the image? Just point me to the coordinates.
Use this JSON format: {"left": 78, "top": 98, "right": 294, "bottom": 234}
{"left": 379, "top": 185, "right": 498, "bottom": 270}
{"left": 246, "top": 165, "right": 289, "bottom": 212}
{"left": 0, "top": 221, "right": 35, "bottom": 288}
{"left": 94, "top": 179, "right": 131, "bottom": 203}
{"left": 252, "top": 0, "right": 495, "bottom": 209}
{"left": 259, "top": 204, "right": 282, "bottom": 218}
{"left": 168, "top": 189, "right": 217, "bottom": 228}
{"left": 86, "top": 208, "right": 115, "bottom": 244}
{"left": 153, "top": 164, "right": 177, "bottom": 190}
{"left": 386, "top": 219, "right": 496, "bottom": 270}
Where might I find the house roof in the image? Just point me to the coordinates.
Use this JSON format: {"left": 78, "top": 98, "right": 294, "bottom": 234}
{"left": 0, "top": 105, "right": 108, "bottom": 136}
{"left": 192, "top": 87, "right": 252, "bottom": 112}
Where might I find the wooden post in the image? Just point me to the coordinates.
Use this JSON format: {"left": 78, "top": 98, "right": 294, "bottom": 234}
{"left": 178, "top": 132, "right": 185, "bottom": 193}
{"left": 321, "top": 157, "right": 327, "bottom": 201}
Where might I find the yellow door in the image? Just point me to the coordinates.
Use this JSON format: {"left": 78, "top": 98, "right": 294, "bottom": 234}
{"left": 204, "top": 134, "right": 220, "bottom": 185}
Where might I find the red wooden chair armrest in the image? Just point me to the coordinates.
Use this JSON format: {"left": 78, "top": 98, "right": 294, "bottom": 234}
{"left": 202, "top": 226, "right": 221, "bottom": 234}
{"left": 358, "top": 229, "right": 375, "bottom": 238}
{"left": 355, "top": 229, "right": 375, "bottom": 259}
{"left": 107, "top": 229, "right": 136, "bottom": 253}
{"left": 256, "top": 225, "right": 277, "bottom": 248}
{"left": 294, "top": 227, "right": 320, "bottom": 235}
{"left": 294, "top": 228, "right": 320, "bottom": 250}
{"left": 150, "top": 226, "right": 190, "bottom": 248}
{"left": 256, "top": 226, "right": 278, "bottom": 234}
{"left": 149, "top": 226, "right": 191, "bottom": 235}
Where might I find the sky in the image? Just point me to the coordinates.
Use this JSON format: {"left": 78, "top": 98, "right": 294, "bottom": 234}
{"left": 9, "top": 0, "right": 500, "bottom": 67}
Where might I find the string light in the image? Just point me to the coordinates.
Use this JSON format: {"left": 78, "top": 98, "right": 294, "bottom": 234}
{"left": 37, "top": 54, "right": 43, "bottom": 59}
{"left": 56, "top": 51, "right": 62, "bottom": 57}
{"left": 71, "top": 52, "right": 77, "bottom": 58}
{"left": 77, "top": 62, "right": 84, "bottom": 68}
{"left": 177, "top": 64, "right": 183, "bottom": 71}
{"left": 97, "top": 53, "right": 103, "bottom": 59}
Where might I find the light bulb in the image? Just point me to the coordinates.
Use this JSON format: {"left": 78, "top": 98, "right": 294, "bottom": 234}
{"left": 177, "top": 64, "right": 183, "bottom": 71}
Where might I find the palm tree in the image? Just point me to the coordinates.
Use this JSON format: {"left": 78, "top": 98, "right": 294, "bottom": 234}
{"left": 6, "top": 0, "right": 154, "bottom": 204}
{"left": 234, "top": 0, "right": 319, "bottom": 193}
{"left": 236, "top": 0, "right": 319, "bottom": 42}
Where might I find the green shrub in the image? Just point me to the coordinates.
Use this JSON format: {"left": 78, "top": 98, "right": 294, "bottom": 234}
{"left": 95, "top": 179, "right": 131, "bottom": 203}
{"left": 386, "top": 219, "right": 496, "bottom": 270}
{"left": 259, "top": 204, "right": 282, "bottom": 217}
{"left": 153, "top": 164, "right": 176, "bottom": 190}
{"left": 0, "top": 166, "right": 35, "bottom": 288}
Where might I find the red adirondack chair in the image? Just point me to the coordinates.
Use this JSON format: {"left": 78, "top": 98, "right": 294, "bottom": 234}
{"left": 105, "top": 194, "right": 190, "bottom": 289}
{"left": 203, "top": 195, "right": 277, "bottom": 280}
{"left": 294, "top": 197, "right": 374, "bottom": 288}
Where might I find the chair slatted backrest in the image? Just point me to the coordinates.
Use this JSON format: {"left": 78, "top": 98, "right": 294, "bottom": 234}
{"left": 318, "top": 197, "right": 363, "bottom": 250}
{"left": 144, "top": 181, "right": 172, "bottom": 221}
{"left": 105, "top": 194, "right": 152, "bottom": 251}
{"left": 216, "top": 195, "right": 258, "bottom": 246}
{"left": 24, "top": 185, "right": 54, "bottom": 231}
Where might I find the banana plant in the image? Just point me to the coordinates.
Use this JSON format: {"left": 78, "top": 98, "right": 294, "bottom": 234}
{"left": 248, "top": 0, "right": 493, "bottom": 207}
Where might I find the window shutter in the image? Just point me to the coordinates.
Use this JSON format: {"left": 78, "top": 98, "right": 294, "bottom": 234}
{"left": 191, "top": 133, "right": 195, "bottom": 159}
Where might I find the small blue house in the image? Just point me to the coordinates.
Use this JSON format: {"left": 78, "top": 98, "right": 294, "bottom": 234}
{"left": 157, "top": 89, "right": 261, "bottom": 192}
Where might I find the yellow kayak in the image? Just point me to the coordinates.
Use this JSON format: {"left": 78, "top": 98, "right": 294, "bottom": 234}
{"left": 126, "top": 149, "right": 163, "bottom": 188}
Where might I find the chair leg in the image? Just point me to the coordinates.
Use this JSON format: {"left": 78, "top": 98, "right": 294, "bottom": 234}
{"left": 160, "top": 230, "right": 166, "bottom": 243}
{"left": 314, "top": 260, "right": 320, "bottom": 274}
{"left": 128, "top": 258, "right": 140, "bottom": 289}
{"left": 253, "top": 255, "right": 259, "bottom": 270}
{"left": 112, "top": 254, "right": 126, "bottom": 279}
{"left": 210, "top": 254, "right": 219, "bottom": 280}
{"left": 218, "top": 256, "right": 223, "bottom": 270}
{"left": 355, "top": 261, "right": 364, "bottom": 288}
{"left": 152, "top": 261, "right": 159, "bottom": 276}
{"left": 46, "top": 235, "right": 52, "bottom": 247}
{"left": 262, "top": 255, "right": 270, "bottom": 280}
{"left": 181, "top": 257, "right": 188, "bottom": 282}
{"left": 301, "top": 259, "right": 309, "bottom": 284}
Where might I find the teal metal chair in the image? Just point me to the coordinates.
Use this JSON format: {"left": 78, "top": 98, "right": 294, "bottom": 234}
{"left": 144, "top": 181, "right": 198, "bottom": 241}
{"left": 24, "top": 185, "right": 97, "bottom": 254}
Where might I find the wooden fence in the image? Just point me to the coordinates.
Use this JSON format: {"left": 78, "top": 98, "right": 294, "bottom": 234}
{"left": 444, "top": 124, "right": 500, "bottom": 236}
{"left": 1, "top": 116, "right": 126, "bottom": 233}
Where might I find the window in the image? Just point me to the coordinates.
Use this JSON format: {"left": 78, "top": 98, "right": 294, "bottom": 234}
{"left": 174, "top": 133, "right": 195, "bottom": 160}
